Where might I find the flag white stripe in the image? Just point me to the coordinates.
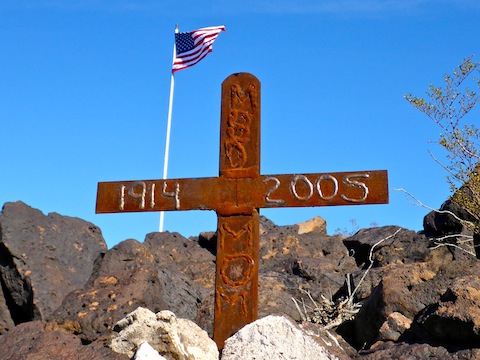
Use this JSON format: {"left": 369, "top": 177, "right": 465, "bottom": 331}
{"left": 172, "top": 25, "right": 225, "bottom": 73}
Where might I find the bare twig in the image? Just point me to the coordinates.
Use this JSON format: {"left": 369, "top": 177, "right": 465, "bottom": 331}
{"left": 325, "top": 330, "right": 341, "bottom": 348}
{"left": 349, "top": 227, "right": 402, "bottom": 300}
{"left": 427, "top": 149, "right": 465, "bottom": 184}
{"left": 430, "top": 241, "right": 475, "bottom": 256}
{"left": 292, "top": 228, "right": 402, "bottom": 330}
{"left": 292, "top": 297, "right": 307, "bottom": 322}
{"left": 395, "top": 187, "right": 468, "bottom": 224}
{"left": 432, "top": 233, "right": 473, "bottom": 242}
{"left": 395, "top": 188, "right": 477, "bottom": 256}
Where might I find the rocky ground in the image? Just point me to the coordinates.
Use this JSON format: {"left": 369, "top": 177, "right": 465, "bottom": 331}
{"left": 0, "top": 200, "right": 479, "bottom": 359}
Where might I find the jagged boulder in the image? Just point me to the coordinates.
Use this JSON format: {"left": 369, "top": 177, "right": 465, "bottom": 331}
{"left": 143, "top": 231, "right": 216, "bottom": 319}
{"left": 221, "top": 315, "right": 350, "bottom": 360}
{"left": 0, "top": 320, "right": 128, "bottom": 360}
{"left": 414, "top": 275, "right": 480, "bottom": 348}
{"left": 259, "top": 216, "right": 358, "bottom": 303}
{"left": 423, "top": 198, "right": 474, "bottom": 238}
{"left": 0, "top": 283, "right": 14, "bottom": 334}
{"left": 49, "top": 232, "right": 216, "bottom": 343}
{"left": 340, "top": 262, "right": 438, "bottom": 348}
{"left": 342, "top": 226, "right": 455, "bottom": 305}
{"left": 49, "top": 239, "right": 167, "bottom": 342}
{"left": 110, "top": 307, "right": 218, "bottom": 359}
{"left": 0, "top": 201, "right": 107, "bottom": 333}
{"left": 296, "top": 215, "right": 327, "bottom": 235}
{"left": 343, "top": 226, "right": 435, "bottom": 268}
{"left": 356, "top": 341, "right": 480, "bottom": 360}
{"left": 340, "top": 257, "right": 480, "bottom": 350}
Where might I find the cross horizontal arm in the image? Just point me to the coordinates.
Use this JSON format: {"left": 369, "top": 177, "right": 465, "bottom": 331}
{"left": 96, "top": 177, "right": 228, "bottom": 214}
{"left": 95, "top": 170, "right": 388, "bottom": 214}
{"left": 247, "top": 170, "right": 388, "bottom": 209}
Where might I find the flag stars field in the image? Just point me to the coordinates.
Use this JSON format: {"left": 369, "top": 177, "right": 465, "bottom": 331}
{"left": 172, "top": 25, "right": 226, "bottom": 73}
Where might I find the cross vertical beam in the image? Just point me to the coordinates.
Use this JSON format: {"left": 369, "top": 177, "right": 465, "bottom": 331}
{"left": 213, "top": 73, "right": 261, "bottom": 347}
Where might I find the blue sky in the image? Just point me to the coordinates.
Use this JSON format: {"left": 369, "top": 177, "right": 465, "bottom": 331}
{"left": 2, "top": 1, "right": 479, "bottom": 248}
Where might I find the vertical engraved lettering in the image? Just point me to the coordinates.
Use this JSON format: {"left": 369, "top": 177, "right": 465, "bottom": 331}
{"left": 216, "top": 287, "right": 248, "bottom": 316}
{"left": 230, "top": 83, "right": 257, "bottom": 113}
{"left": 150, "top": 183, "right": 156, "bottom": 208}
{"left": 119, "top": 185, "right": 125, "bottom": 211}
{"left": 224, "top": 83, "right": 258, "bottom": 170}
{"left": 128, "top": 181, "right": 146, "bottom": 209}
{"left": 217, "top": 217, "right": 255, "bottom": 318}
{"left": 264, "top": 177, "right": 285, "bottom": 205}
{"left": 162, "top": 182, "right": 180, "bottom": 209}
{"left": 220, "top": 221, "right": 253, "bottom": 253}
{"left": 315, "top": 174, "right": 339, "bottom": 200}
{"left": 290, "top": 175, "right": 314, "bottom": 201}
{"left": 221, "top": 254, "right": 254, "bottom": 286}
{"left": 341, "top": 174, "right": 370, "bottom": 203}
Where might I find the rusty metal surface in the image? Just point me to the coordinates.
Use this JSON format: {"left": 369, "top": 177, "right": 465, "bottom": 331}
{"left": 96, "top": 170, "right": 388, "bottom": 214}
{"left": 213, "top": 73, "right": 261, "bottom": 348}
{"left": 219, "top": 73, "right": 261, "bottom": 179}
{"left": 245, "top": 170, "right": 389, "bottom": 208}
{"left": 95, "top": 72, "right": 390, "bottom": 350}
{"left": 96, "top": 177, "right": 229, "bottom": 213}
{"left": 213, "top": 210, "right": 259, "bottom": 348}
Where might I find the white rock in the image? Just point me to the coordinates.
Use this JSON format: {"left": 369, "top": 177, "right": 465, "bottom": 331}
{"left": 132, "top": 342, "right": 167, "bottom": 360}
{"left": 115, "top": 306, "right": 157, "bottom": 332}
{"left": 110, "top": 307, "right": 218, "bottom": 359}
{"left": 222, "top": 315, "right": 340, "bottom": 360}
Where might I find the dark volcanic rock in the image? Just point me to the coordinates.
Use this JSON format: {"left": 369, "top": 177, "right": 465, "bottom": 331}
{"left": 0, "top": 320, "right": 128, "bottom": 360}
{"left": 258, "top": 222, "right": 360, "bottom": 322}
{"left": 259, "top": 218, "right": 359, "bottom": 318}
{"left": 0, "top": 201, "right": 106, "bottom": 332}
{"left": 423, "top": 198, "right": 475, "bottom": 238}
{"left": 423, "top": 198, "right": 477, "bottom": 257}
{"left": 341, "top": 256, "right": 480, "bottom": 350}
{"left": 198, "top": 231, "right": 217, "bottom": 255}
{"left": 144, "top": 231, "right": 216, "bottom": 294}
{"left": 143, "top": 231, "right": 216, "bottom": 337}
{"left": 258, "top": 271, "right": 305, "bottom": 320}
{"left": 144, "top": 231, "right": 216, "bottom": 320}
{"left": 341, "top": 225, "right": 454, "bottom": 303}
{"left": 356, "top": 341, "right": 480, "bottom": 360}
{"left": 343, "top": 226, "right": 434, "bottom": 268}
{"left": 414, "top": 275, "right": 480, "bottom": 348}
{"left": 2, "top": 199, "right": 480, "bottom": 358}
{"left": 50, "top": 265, "right": 166, "bottom": 343}
{"left": 342, "top": 262, "right": 438, "bottom": 348}
{"left": 49, "top": 239, "right": 167, "bottom": 342}
{"left": 0, "top": 284, "right": 14, "bottom": 333}
{"left": 50, "top": 233, "right": 216, "bottom": 343}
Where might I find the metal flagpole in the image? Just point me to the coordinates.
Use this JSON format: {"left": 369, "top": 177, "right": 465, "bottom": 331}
{"left": 159, "top": 24, "right": 178, "bottom": 232}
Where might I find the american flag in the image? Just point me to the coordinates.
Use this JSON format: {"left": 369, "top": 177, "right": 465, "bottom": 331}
{"left": 172, "top": 25, "right": 226, "bottom": 73}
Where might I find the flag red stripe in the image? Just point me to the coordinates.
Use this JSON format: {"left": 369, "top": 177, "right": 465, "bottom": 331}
{"left": 172, "top": 25, "right": 225, "bottom": 73}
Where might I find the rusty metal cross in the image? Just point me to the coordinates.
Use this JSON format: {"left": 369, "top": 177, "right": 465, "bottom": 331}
{"left": 95, "top": 72, "right": 389, "bottom": 348}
